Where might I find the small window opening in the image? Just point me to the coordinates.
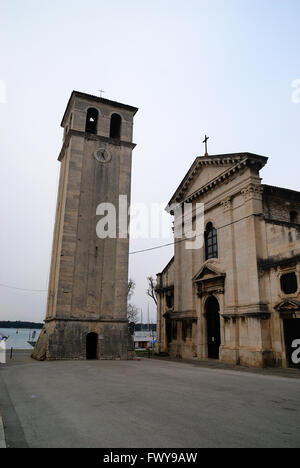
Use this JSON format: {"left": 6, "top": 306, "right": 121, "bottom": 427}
{"left": 85, "top": 108, "right": 99, "bottom": 134}
{"left": 280, "top": 273, "right": 298, "bottom": 295}
{"left": 166, "top": 320, "right": 172, "bottom": 344}
{"left": 109, "top": 113, "right": 122, "bottom": 139}
{"left": 166, "top": 292, "right": 174, "bottom": 309}
{"left": 290, "top": 211, "right": 298, "bottom": 224}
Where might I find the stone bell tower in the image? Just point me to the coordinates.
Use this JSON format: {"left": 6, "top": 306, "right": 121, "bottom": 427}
{"left": 32, "top": 91, "right": 138, "bottom": 360}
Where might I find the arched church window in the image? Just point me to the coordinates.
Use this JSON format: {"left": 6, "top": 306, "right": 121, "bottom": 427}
{"left": 85, "top": 108, "right": 99, "bottom": 134}
{"left": 205, "top": 222, "right": 218, "bottom": 260}
{"left": 110, "top": 113, "right": 122, "bottom": 139}
{"left": 290, "top": 211, "right": 298, "bottom": 224}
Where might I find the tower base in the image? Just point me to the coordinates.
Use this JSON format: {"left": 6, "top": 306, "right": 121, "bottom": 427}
{"left": 31, "top": 320, "right": 135, "bottom": 361}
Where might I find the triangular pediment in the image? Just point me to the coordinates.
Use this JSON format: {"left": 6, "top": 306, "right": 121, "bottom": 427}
{"left": 275, "top": 300, "right": 300, "bottom": 312}
{"left": 185, "top": 165, "right": 232, "bottom": 198}
{"left": 167, "top": 153, "right": 268, "bottom": 207}
{"left": 193, "top": 263, "right": 226, "bottom": 283}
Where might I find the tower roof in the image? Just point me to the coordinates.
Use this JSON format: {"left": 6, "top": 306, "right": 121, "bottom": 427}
{"left": 61, "top": 90, "right": 139, "bottom": 127}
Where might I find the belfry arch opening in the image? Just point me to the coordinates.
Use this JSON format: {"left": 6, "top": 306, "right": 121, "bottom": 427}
{"left": 85, "top": 108, "right": 99, "bottom": 134}
{"left": 205, "top": 296, "right": 221, "bottom": 359}
{"left": 109, "top": 113, "right": 122, "bottom": 139}
{"left": 86, "top": 332, "right": 98, "bottom": 360}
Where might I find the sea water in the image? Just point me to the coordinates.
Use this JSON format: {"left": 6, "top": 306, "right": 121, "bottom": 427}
{"left": 0, "top": 328, "right": 41, "bottom": 350}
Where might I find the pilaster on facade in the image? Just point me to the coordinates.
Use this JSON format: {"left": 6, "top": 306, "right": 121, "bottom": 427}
{"left": 241, "top": 182, "right": 264, "bottom": 203}
{"left": 220, "top": 196, "right": 232, "bottom": 213}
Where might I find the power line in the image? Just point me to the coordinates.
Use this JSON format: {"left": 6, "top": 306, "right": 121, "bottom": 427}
{"left": 0, "top": 283, "right": 47, "bottom": 293}
{"left": 129, "top": 241, "right": 174, "bottom": 255}
{"left": 0, "top": 214, "right": 258, "bottom": 290}
{"left": 129, "top": 213, "right": 258, "bottom": 255}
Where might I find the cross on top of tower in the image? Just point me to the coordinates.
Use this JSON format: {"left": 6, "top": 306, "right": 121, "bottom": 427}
{"left": 98, "top": 89, "right": 105, "bottom": 98}
{"left": 203, "top": 135, "right": 209, "bottom": 156}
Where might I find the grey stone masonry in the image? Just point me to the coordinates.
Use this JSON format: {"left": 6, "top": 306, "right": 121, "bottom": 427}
{"left": 32, "top": 91, "right": 138, "bottom": 361}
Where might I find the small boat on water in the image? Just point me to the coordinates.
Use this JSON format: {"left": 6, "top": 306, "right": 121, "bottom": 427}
{"left": 28, "top": 341, "right": 37, "bottom": 348}
{"left": 27, "top": 331, "right": 37, "bottom": 348}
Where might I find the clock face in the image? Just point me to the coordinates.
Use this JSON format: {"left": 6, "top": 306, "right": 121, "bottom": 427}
{"left": 94, "top": 148, "right": 111, "bottom": 164}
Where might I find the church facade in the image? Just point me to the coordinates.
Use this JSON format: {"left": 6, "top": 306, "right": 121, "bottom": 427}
{"left": 156, "top": 153, "right": 300, "bottom": 368}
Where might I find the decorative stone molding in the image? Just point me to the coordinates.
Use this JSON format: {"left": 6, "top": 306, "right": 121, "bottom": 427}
{"left": 193, "top": 263, "right": 226, "bottom": 298}
{"left": 163, "top": 310, "right": 197, "bottom": 321}
{"left": 258, "top": 254, "right": 300, "bottom": 272}
{"left": 220, "top": 196, "right": 232, "bottom": 212}
{"left": 223, "top": 303, "right": 270, "bottom": 320}
{"left": 167, "top": 153, "right": 268, "bottom": 206}
{"left": 274, "top": 299, "right": 300, "bottom": 317}
{"left": 241, "top": 183, "right": 264, "bottom": 202}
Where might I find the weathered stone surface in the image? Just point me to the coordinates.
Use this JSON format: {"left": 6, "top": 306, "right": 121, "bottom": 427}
{"left": 32, "top": 91, "right": 138, "bottom": 361}
{"left": 157, "top": 153, "right": 300, "bottom": 368}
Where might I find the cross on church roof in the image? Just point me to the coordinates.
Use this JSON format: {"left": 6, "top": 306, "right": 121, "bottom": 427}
{"left": 98, "top": 89, "right": 105, "bottom": 98}
{"left": 203, "top": 135, "right": 209, "bottom": 156}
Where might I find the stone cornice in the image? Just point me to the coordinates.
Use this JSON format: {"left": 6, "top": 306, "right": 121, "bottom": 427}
{"left": 223, "top": 303, "right": 270, "bottom": 320}
{"left": 164, "top": 310, "right": 197, "bottom": 321}
{"left": 258, "top": 254, "right": 300, "bottom": 271}
{"left": 264, "top": 218, "right": 300, "bottom": 230}
{"left": 61, "top": 90, "right": 138, "bottom": 127}
{"left": 222, "top": 312, "right": 271, "bottom": 320}
{"left": 58, "top": 130, "right": 136, "bottom": 161}
{"left": 156, "top": 285, "right": 174, "bottom": 294}
{"left": 263, "top": 184, "right": 300, "bottom": 202}
{"left": 157, "top": 257, "right": 174, "bottom": 277}
{"left": 191, "top": 177, "right": 263, "bottom": 215}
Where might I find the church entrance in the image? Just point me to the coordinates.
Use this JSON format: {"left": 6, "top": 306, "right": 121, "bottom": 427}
{"left": 283, "top": 319, "right": 300, "bottom": 368}
{"left": 206, "top": 296, "right": 221, "bottom": 359}
{"left": 86, "top": 332, "right": 98, "bottom": 360}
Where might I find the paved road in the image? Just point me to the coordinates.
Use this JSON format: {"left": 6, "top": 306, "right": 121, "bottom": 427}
{"left": 0, "top": 352, "right": 300, "bottom": 448}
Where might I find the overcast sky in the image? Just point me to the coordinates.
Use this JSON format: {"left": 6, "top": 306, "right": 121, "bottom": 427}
{"left": 1, "top": 0, "right": 299, "bottom": 323}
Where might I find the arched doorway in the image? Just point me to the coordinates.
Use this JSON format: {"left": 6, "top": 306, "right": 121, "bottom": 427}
{"left": 86, "top": 332, "right": 98, "bottom": 360}
{"left": 206, "top": 296, "right": 221, "bottom": 359}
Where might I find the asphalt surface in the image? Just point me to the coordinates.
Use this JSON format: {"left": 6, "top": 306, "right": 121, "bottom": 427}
{"left": 0, "top": 351, "right": 300, "bottom": 448}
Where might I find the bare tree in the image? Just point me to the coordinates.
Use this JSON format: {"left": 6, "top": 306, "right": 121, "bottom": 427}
{"left": 127, "top": 303, "right": 139, "bottom": 324}
{"left": 127, "top": 279, "right": 138, "bottom": 334}
{"left": 147, "top": 276, "right": 157, "bottom": 306}
{"left": 128, "top": 279, "right": 136, "bottom": 301}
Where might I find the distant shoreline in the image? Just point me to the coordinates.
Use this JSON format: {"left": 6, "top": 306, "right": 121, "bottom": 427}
{"left": 0, "top": 321, "right": 43, "bottom": 330}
